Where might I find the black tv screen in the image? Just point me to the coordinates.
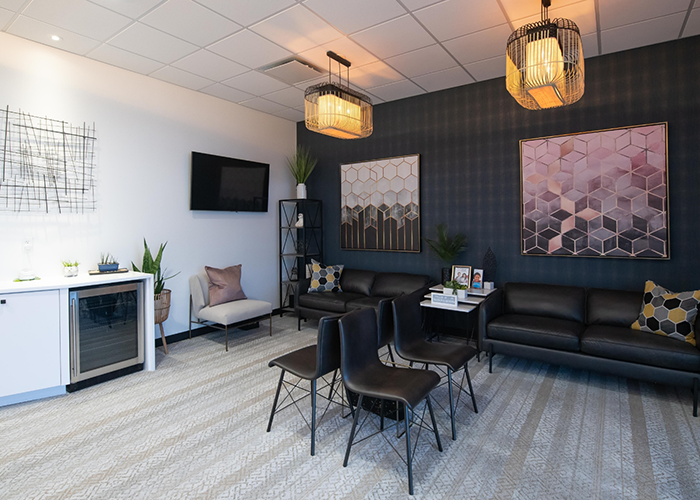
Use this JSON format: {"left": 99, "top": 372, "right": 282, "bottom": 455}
{"left": 190, "top": 152, "right": 269, "bottom": 212}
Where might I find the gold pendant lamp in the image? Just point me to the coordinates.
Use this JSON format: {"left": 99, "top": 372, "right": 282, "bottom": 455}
{"left": 506, "top": 0, "right": 585, "bottom": 110}
{"left": 304, "top": 51, "right": 373, "bottom": 139}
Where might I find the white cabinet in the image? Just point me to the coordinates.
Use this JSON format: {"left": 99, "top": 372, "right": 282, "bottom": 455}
{"left": 0, "top": 290, "right": 61, "bottom": 398}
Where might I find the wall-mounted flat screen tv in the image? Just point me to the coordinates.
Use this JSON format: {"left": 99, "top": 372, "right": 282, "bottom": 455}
{"left": 190, "top": 152, "right": 269, "bottom": 212}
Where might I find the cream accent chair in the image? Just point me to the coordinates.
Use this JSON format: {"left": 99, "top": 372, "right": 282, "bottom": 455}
{"left": 189, "top": 274, "right": 272, "bottom": 351}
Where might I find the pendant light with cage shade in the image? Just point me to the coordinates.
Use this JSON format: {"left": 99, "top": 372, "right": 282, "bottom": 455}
{"left": 304, "top": 51, "right": 373, "bottom": 139}
{"left": 506, "top": 0, "right": 585, "bottom": 110}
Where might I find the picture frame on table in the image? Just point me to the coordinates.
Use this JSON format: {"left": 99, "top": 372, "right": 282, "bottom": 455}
{"left": 451, "top": 265, "right": 471, "bottom": 286}
{"left": 472, "top": 269, "right": 484, "bottom": 289}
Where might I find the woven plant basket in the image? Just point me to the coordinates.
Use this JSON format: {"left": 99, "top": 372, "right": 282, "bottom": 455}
{"left": 154, "top": 289, "right": 171, "bottom": 324}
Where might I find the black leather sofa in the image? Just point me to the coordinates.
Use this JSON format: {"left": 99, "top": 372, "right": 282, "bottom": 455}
{"left": 480, "top": 282, "right": 700, "bottom": 416}
{"left": 296, "top": 269, "right": 432, "bottom": 347}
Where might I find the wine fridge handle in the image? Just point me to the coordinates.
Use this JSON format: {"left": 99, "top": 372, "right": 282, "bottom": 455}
{"left": 70, "top": 298, "right": 78, "bottom": 378}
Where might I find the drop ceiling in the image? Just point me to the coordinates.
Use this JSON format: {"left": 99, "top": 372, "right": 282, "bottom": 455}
{"left": 1, "top": 0, "right": 698, "bottom": 122}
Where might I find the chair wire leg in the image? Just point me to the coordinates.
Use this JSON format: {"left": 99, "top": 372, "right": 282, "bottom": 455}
{"left": 465, "top": 364, "right": 478, "bottom": 413}
{"left": 388, "top": 345, "right": 395, "bottom": 363}
{"left": 267, "top": 370, "right": 285, "bottom": 432}
{"left": 426, "top": 396, "right": 443, "bottom": 452}
{"left": 343, "top": 394, "right": 363, "bottom": 467}
{"left": 328, "top": 370, "right": 338, "bottom": 401}
{"left": 311, "top": 379, "right": 317, "bottom": 456}
{"left": 405, "top": 404, "right": 414, "bottom": 495}
{"left": 448, "top": 366, "right": 456, "bottom": 440}
{"left": 345, "top": 386, "right": 355, "bottom": 419}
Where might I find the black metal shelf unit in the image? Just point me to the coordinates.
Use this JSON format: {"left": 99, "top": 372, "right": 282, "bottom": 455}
{"left": 279, "top": 199, "right": 323, "bottom": 317}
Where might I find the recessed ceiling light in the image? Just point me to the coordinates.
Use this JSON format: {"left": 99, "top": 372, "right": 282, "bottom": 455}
{"left": 50, "top": 35, "right": 62, "bottom": 42}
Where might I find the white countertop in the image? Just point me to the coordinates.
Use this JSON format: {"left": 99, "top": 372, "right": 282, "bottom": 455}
{"left": 0, "top": 271, "right": 153, "bottom": 294}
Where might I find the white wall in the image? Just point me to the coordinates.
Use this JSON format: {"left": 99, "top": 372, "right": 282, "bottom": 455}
{"left": 0, "top": 33, "right": 297, "bottom": 338}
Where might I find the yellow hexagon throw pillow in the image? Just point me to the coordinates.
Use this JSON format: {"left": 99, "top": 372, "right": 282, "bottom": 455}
{"left": 631, "top": 281, "right": 700, "bottom": 346}
{"left": 307, "top": 259, "right": 344, "bottom": 293}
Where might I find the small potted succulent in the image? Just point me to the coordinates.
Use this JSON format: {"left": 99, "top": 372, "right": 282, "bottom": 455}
{"left": 98, "top": 253, "right": 119, "bottom": 272}
{"left": 62, "top": 260, "right": 79, "bottom": 278}
{"left": 444, "top": 280, "right": 468, "bottom": 299}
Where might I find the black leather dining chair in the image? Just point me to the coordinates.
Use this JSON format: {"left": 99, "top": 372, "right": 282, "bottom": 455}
{"left": 392, "top": 293, "right": 478, "bottom": 441}
{"left": 266, "top": 315, "right": 342, "bottom": 456}
{"left": 339, "top": 308, "right": 443, "bottom": 495}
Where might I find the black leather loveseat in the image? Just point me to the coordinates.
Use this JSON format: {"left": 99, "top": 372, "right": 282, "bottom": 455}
{"left": 480, "top": 282, "right": 700, "bottom": 415}
{"left": 296, "top": 269, "right": 432, "bottom": 347}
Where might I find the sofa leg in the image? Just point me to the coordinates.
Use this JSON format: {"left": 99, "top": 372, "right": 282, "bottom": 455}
{"left": 298, "top": 315, "right": 301, "bottom": 331}
{"left": 694, "top": 378, "right": 699, "bottom": 418}
{"left": 488, "top": 345, "right": 493, "bottom": 374}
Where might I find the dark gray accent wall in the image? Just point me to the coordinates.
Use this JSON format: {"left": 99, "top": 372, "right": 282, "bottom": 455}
{"left": 297, "top": 36, "right": 700, "bottom": 291}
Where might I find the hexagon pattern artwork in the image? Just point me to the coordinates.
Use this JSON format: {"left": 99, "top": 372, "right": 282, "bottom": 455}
{"left": 341, "top": 155, "right": 420, "bottom": 252}
{"left": 521, "top": 124, "right": 668, "bottom": 258}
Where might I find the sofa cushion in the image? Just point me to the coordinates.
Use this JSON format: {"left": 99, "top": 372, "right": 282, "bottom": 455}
{"left": 587, "top": 288, "right": 642, "bottom": 327}
{"left": 297, "top": 292, "right": 365, "bottom": 313}
{"left": 487, "top": 314, "right": 583, "bottom": 352}
{"left": 504, "top": 283, "right": 585, "bottom": 323}
{"left": 346, "top": 296, "right": 386, "bottom": 312}
{"left": 371, "top": 272, "right": 430, "bottom": 297}
{"left": 340, "top": 269, "right": 376, "bottom": 296}
{"left": 631, "top": 281, "right": 700, "bottom": 346}
{"left": 308, "top": 260, "right": 343, "bottom": 293}
{"left": 581, "top": 325, "right": 700, "bottom": 372}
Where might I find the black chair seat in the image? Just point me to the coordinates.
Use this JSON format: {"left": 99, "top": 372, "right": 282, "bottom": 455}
{"left": 399, "top": 342, "right": 477, "bottom": 372}
{"left": 344, "top": 363, "right": 440, "bottom": 408}
{"left": 268, "top": 345, "right": 318, "bottom": 380}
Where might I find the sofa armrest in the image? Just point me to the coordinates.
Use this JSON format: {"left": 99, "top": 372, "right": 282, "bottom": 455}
{"left": 295, "top": 278, "right": 311, "bottom": 314}
{"left": 479, "top": 288, "right": 504, "bottom": 348}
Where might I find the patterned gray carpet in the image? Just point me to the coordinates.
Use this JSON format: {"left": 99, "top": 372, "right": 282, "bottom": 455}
{"left": 1, "top": 316, "right": 699, "bottom": 500}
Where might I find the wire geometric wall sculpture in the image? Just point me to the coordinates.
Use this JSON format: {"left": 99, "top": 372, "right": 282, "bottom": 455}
{"left": 0, "top": 106, "right": 97, "bottom": 213}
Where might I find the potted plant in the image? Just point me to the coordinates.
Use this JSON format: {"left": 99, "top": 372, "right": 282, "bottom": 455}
{"left": 423, "top": 223, "right": 468, "bottom": 285}
{"left": 62, "top": 260, "right": 79, "bottom": 278}
{"left": 444, "top": 280, "right": 468, "bottom": 299}
{"left": 287, "top": 146, "right": 317, "bottom": 199}
{"left": 98, "top": 253, "right": 119, "bottom": 272}
{"left": 132, "top": 239, "right": 179, "bottom": 354}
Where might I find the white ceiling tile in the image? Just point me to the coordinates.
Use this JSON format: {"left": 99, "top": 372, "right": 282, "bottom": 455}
{"left": 511, "top": 1, "right": 597, "bottom": 35}
{"left": 208, "top": 30, "right": 292, "bottom": 68}
{"left": 263, "top": 86, "right": 305, "bottom": 107}
{"left": 200, "top": 83, "right": 254, "bottom": 102}
{"left": 0, "top": 7, "right": 13, "bottom": 26}
{"left": 384, "top": 44, "right": 456, "bottom": 78}
{"left": 172, "top": 49, "right": 247, "bottom": 81}
{"left": 7, "top": 15, "right": 101, "bottom": 55}
{"left": 108, "top": 22, "right": 198, "bottom": 63}
{"left": 88, "top": 43, "right": 165, "bottom": 74}
{"left": 581, "top": 32, "right": 599, "bottom": 57}
{"left": 223, "top": 71, "right": 289, "bottom": 94}
{"left": 601, "top": 12, "right": 686, "bottom": 55}
{"left": 303, "top": 0, "right": 406, "bottom": 34}
{"left": 443, "top": 24, "right": 512, "bottom": 65}
{"left": 0, "top": 0, "right": 28, "bottom": 10}
{"left": 193, "top": 0, "right": 295, "bottom": 27}
{"left": 413, "top": 0, "right": 507, "bottom": 42}
{"left": 268, "top": 107, "right": 305, "bottom": 122}
{"left": 350, "top": 60, "right": 404, "bottom": 88}
{"left": 250, "top": 5, "right": 342, "bottom": 54}
{"left": 151, "top": 65, "right": 214, "bottom": 90}
{"left": 402, "top": 0, "right": 444, "bottom": 11}
{"left": 367, "top": 79, "right": 425, "bottom": 101}
{"left": 464, "top": 54, "right": 506, "bottom": 81}
{"left": 599, "top": 0, "right": 689, "bottom": 30}
{"left": 412, "top": 66, "right": 473, "bottom": 92}
{"left": 683, "top": 8, "right": 700, "bottom": 38}
{"left": 294, "top": 75, "right": 328, "bottom": 90}
{"left": 22, "top": 0, "right": 132, "bottom": 41}
{"left": 298, "top": 37, "right": 378, "bottom": 70}
{"left": 88, "top": 0, "right": 166, "bottom": 19}
{"left": 351, "top": 15, "right": 435, "bottom": 59}
{"left": 500, "top": 0, "right": 582, "bottom": 23}
{"left": 141, "top": 0, "right": 241, "bottom": 46}
{"left": 239, "top": 97, "right": 288, "bottom": 114}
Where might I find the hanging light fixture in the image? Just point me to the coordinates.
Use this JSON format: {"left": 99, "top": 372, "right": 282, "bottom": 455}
{"left": 305, "top": 51, "right": 373, "bottom": 139}
{"left": 506, "top": 0, "right": 584, "bottom": 110}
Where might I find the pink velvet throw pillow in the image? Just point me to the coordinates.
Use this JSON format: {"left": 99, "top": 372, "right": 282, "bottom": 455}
{"left": 205, "top": 265, "right": 247, "bottom": 306}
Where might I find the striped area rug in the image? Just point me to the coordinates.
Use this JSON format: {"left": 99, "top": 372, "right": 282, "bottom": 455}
{"left": 0, "top": 316, "right": 698, "bottom": 499}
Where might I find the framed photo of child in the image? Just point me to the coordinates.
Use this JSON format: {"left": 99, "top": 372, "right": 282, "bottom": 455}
{"left": 471, "top": 269, "right": 484, "bottom": 289}
{"left": 451, "top": 265, "right": 471, "bottom": 286}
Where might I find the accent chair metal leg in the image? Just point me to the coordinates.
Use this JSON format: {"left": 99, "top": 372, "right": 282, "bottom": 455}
{"left": 267, "top": 370, "right": 285, "bottom": 432}
{"left": 426, "top": 396, "right": 442, "bottom": 452}
{"left": 694, "top": 378, "right": 699, "bottom": 418}
{"left": 465, "top": 364, "right": 478, "bottom": 413}
{"left": 311, "top": 379, "right": 317, "bottom": 456}
{"left": 489, "top": 345, "right": 493, "bottom": 373}
{"left": 405, "top": 404, "right": 414, "bottom": 495}
{"left": 189, "top": 296, "right": 193, "bottom": 339}
{"left": 343, "top": 394, "right": 363, "bottom": 467}
{"left": 447, "top": 367, "right": 456, "bottom": 440}
{"left": 269, "top": 313, "right": 272, "bottom": 337}
{"left": 225, "top": 325, "right": 229, "bottom": 352}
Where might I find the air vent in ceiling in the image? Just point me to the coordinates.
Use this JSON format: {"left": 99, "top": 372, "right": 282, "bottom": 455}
{"left": 261, "top": 58, "right": 324, "bottom": 85}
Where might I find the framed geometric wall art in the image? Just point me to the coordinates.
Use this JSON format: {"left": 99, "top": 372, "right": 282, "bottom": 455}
{"left": 520, "top": 123, "right": 668, "bottom": 259}
{"left": 340, "top": 154, "right": 419, "bottom": 252}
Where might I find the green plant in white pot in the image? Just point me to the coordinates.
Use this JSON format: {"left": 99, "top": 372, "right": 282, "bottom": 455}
{"left": 444, "top": 280, "right": 468, "bottom": 299}
{"left": 287, "top": 146, "right": 317, "bottom": 199}
{"left": 423, "top": 223, "right": 468, "bottom": 285}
